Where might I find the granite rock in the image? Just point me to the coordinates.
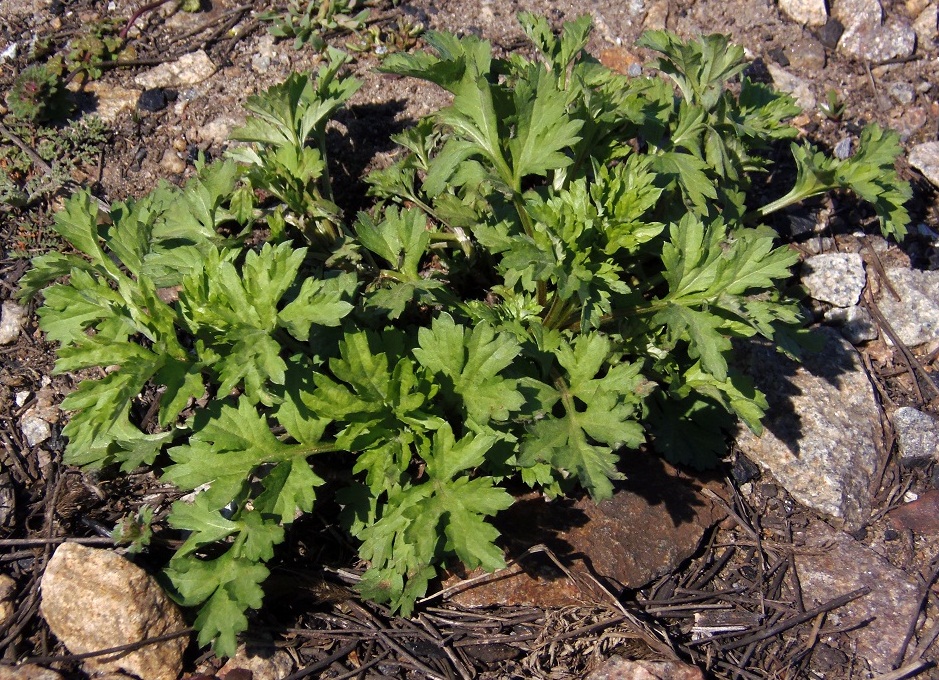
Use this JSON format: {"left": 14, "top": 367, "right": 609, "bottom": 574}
{"left": 893, "top": 407, "right": 939, "bottom": 463}
{"left": 875, "top": 267, "right": 939, "bottom": 346}
{"left": 909, "top": 142, "right": 939, "bottom": 189}
{"left": 778, "top": 0, "right": 829, "bottom": 26}
{"left": 0, "top": 301, "right": 26, "bottom": 345}
{"left": 795, "top": 521, "right": 920, "bottom": 673}
{"left": 734, "top": 328, "right": 880, "bottom": 531}
{"left": 40, "top": 543, "right": 188, "bottom": 680}
{"left": 801, "top": 253, "right": 866, "bottom": 307}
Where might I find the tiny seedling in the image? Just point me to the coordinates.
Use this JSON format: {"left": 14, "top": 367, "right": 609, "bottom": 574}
{"left": 261, "top": 0, "right": 370, "bottom": 51}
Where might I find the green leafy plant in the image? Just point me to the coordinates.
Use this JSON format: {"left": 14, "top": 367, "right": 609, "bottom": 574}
{"left": 6, "top": 61, "right": 73, "bottom": 122}
{"left": 21, "top": 15, "right": 911, "bottom": 657}
{"left": 261, "top": 0, "right": 370, "bottom": 51}
{"left": 820, "top": 88, "right": 845, "bottom": 121}
{"left": 111, "top": 505, "right": 155, "bottom": 554}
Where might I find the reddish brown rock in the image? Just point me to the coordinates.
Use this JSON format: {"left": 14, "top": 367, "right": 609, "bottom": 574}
{"left": 447, "top": 455, "right": 726, "bottom": 607}
{"left": 888, "top": 490, "right": 939, "bottom": 535}
{"left": 794, "top": 521, "right": 920, "bottom": 673}
{"left": 585, "top": 655, "right": 705, "bottom": 680}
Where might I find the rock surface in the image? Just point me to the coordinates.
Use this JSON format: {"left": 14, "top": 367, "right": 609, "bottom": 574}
{"left": 766, "top": 64, "right": 816, "bottom": 110}
{"left": 834, "top": 0, "right": 917, "bottom": 61}
{"left": 585, "top": 655, "right": 705, "bottom": 680}
{"left": 823, "top": 305, "right": 877, "bottom": 343}
{"left": 449, "top": 456, "right": 727, "bottom": 606}
{"left": 0, "top": 666, "right": 64, "bottom": 680}
{"left": 778, "top": 0, "right": 828, "bottom": 26}
{"left": 0, "top": 301, "right": 26, "bottom": 345}
{"left": 875, "top": 267, "right": 939, "bottom": 346}
{"left": 217, "top": 644, "right": 296, "bottom": 680}
{"left": 795, "top": 521, "right": 920, "bottom": 673}
{"left": 39, "top": 543, "right": 188, "bottom": 680}
{"left": 889, "top": 490, "right": 939, "bottom": 535}
{"left": 0, "top": 575, "right": 15, "bottom": 628}
{"left": 801, "top": 253, "right": 866, "bottom": 307}
{"left": 735, "top": 328, "right": 880, "bottom": 531}
{"left": 893, "top": 407, "right": 939, "bottom": 463}
{"left": 909, "top": 142, "right": 939, "bottom": 189}
{"left": 134, "top": 50, "right": 216, "bottom": 89}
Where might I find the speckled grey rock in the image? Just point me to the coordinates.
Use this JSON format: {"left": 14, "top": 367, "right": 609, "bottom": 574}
{"left": 824, "top": 305, "right": 877, "bottom": 343}
{"left": 875, "top": 267, "right": 939, "bottom": 346}
{"left": 766, "top": 64, "right": 816, "bottom": 110}
{"left": 795, "top": 521, "right": 920, "bottom": 673}
{"left": 913, "top": 4, "right": 938, "bottom": 44}
{"left": 778, "top": 0, "right": 829, "bottom": 26}
{"left": 834, "top": 0, "right": 916, "bottom": 61}
{"left": 735, "top": 328, "right": 879, "bottom": 531}
{"left": 893, "top": 407, "right": 939, "bottom": 463}
{"left": 909, "top": 142, "right": 939, "bottom": 189}
{"left": 801, "top": 253, "right": 866, "bottom": 307}
{"left": 0, "top": 301, "right": 26, "bottom": 345}
{"left": 40, "top": 543, "right": 188, "bottom": 680}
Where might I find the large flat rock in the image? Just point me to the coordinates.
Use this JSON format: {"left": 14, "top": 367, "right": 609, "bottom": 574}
{"left": 796, "top": 522, "right": 920, "bottom": 673}
{"left": 735, "top": 328, "right": 880, "bottom": 531}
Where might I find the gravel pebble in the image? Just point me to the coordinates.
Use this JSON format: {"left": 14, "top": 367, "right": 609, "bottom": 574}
{"left": 0, "top": 301, "right": 27, "bottom": 345}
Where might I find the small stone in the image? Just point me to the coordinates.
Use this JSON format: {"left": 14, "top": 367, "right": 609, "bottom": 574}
{"left": 159, "top": 148, "right": 186, "bottom": 175}
{"left": 40, "top": 544, "right": 188, "bottom": 680}
{"left": 766, "top": 63, "right": 816, "bottom": 110}
{"left": 0, "top": 574, "right": 15, "bottom": 627}
{"left": 816, "top": 18, "right": 845, "bottom": 49}
{"left": 787, "top": 36, "right": 827, "bottom": 70}
{"left": 80, "top": 81, "right": 143, "bottom": 123}
{"left": 796, "top": 521, "right": 920, "bottom": 673}
{"left": 889, "top": 490, "right": 939, "bottom": 534}
{"left": 134, "top": 50, "right": 215, "bottom": 89}
{"left": 217, "top": 644, "right": 295, "bottom": 680}
{"left": 585, "top": 656, "right": 704, "bottom": 680}
{"left": 913, "top": 4, "right": 938, "bottom": 43}
{"left": 887, "top": 81, "right": 915, "bottom": 105}
{"left": 196, "top": 114, "right": 243, "bottom": 146}
{"left": 876, "top": 267, "right": 939, "bottom": 346}
{"left": 599, "top": 47, "right": 642, "bottom": 75}
{"left": 0, "top": 301, "right": 26, "bottom": 345}
{"left": 840, "top": 20, "right": 917, "bottom": 62}
{"left": 909, "top": 142, "right": 939, "bottom": 189}
{"left": 767, "top": 47, "right": 790, "bottom": 66}
{"left": 824, "top": 305, "right": 877, "bottom": 343}
{"left": 251, "top": 33, "right": 285, "bottom": 74}
{"left": 906, "top": 0, "right": 930, "bottom": 16}
{"left": 735, "top": 328, "right": 880, "bottom": 532}
{"left": 137, "top": 88, "right": 168, "bottom": 112}
{"left": 891, "top": 106, "right": 928, "bottom": 141}
{"left": 779, "top": 0, "right": 829, "bottom": 26}
{"left": 19, "top": 412, "right": 51, "bottom": 447}
{"left": 893, "top": 407, "right": 939, "bottom": 463}
{"left": 801, "top": 253, "right": 866, "bottom": 307}
{"left": 642, "top": 0, "right": 669, "bottom": 31}
{"left": 0, "top": 666, "right": 64, "bottom": 680}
